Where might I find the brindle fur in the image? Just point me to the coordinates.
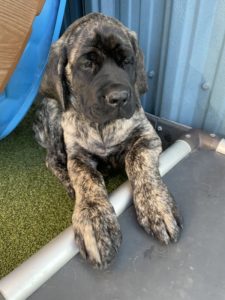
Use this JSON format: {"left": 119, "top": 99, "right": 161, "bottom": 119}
{"left": 33, "top": 13, "right": 182, "bottom": 268}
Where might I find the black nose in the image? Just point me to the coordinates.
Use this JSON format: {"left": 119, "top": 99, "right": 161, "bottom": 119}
{"left": 105, "top": 90, "right": 129, "bottom": 107}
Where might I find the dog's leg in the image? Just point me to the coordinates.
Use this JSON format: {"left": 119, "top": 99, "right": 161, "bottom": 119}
{"left": 67, "top": 158, "right": 122, "bottom": 268}
{"left": 33, "top": 98, "right": 74, "bottom": 199}
{"left": 125, "top": 135, "right": 183, "bottom": 244}
{"left": 45, "top": 153, "right": 75, "bottom": 199}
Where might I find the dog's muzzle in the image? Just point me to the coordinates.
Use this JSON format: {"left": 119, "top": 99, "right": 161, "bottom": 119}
{"left": 86, "top": 61, "right": 136, "bottom": 123}
{"left": 97, "top": 85, "right": 135, "bottom": 121}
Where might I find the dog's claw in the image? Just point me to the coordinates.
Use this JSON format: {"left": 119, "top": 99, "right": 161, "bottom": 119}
{"left": 73, "top": 203, "right": 122, "bottom": 269}
{"left": 134, "top": 189, "right": 182, "bottom": 245}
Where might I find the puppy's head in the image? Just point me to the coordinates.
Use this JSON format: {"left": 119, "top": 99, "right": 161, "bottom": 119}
{"left": 41, "top": 13, "right": 148, "bottom": 124}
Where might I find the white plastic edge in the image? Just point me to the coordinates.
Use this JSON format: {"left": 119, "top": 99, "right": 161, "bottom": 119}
{"left": 216, "top": 138, "right": 225, "bottom": 155}
{"left": 0, "top": 139, "right": 191, "bottom": 300}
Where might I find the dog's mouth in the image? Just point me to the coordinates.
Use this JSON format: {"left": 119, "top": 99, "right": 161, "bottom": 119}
{"left": 88, "top": 101, "right": 136, "bottom": 124}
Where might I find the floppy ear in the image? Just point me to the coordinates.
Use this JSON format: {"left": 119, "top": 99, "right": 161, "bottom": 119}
{"left": 40, "top": 13, "right": 99, "bottom": 110}
{"left": 128, "top": 31, "right": 148, "bottom": 95}
{"left": 40, "top": 41, "right": 69, "bottom": 110}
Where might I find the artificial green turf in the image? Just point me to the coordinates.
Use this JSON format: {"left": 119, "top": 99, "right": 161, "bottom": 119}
{"left": 0, "top": 105, "right": 126, "bottom": 279}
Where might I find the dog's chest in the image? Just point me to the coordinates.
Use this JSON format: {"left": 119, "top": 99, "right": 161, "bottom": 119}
{"left": 62, "top": 111, "right": 140, "bottom": 157}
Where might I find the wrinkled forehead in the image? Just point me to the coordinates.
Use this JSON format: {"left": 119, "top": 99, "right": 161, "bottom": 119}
{"left": 67, "top": 22, "right": 133, "bottom": 62}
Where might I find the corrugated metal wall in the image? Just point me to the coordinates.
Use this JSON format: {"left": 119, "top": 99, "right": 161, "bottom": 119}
{"left": 63, "top": 0, "right": 225, "bottom": 136}
{"left": 157, "top": 0, "right": 225, "bottom": 137}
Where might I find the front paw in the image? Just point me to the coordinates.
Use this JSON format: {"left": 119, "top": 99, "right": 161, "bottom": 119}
{"left": 72, "top": 201, "right": 122, "bottom": 269}
{"left": 134, "top": 185, "right": 183, "bottom": 244}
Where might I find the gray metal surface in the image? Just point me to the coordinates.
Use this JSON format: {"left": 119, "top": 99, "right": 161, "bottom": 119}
{"left": 29, "top": 149, "right": 225, "bottom": 300}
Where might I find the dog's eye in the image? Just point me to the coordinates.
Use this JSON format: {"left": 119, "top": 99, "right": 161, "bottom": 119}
{"left": 80, "top": 52, "right": 99, "bottom": 71}
{"left": 123, "top": 57, "right": 134, "bottom": 65}
{"left": 119, "top": 56, "right": 134, "bottom": 68}
{"left": 81, "top": 60, "right": 94, "bottom": 71}
{"left": 84, "top": 61, "right": 93, "bottom": 69}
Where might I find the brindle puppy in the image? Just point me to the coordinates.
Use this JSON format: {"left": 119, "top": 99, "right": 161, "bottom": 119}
{"left": 33, "top": 13, "right": 182, "bottom": 268}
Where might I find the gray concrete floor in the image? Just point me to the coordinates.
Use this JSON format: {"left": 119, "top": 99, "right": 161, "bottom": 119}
{"left": 29, "top": 149, "right": 225, "bottom": 300}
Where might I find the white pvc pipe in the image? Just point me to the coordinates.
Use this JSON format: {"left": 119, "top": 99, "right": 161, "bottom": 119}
{"left": 0, "top": 139, "right": 191, "bottom": 300}
{"left": 159, "top": 139, "right": 192, "bottom": 175}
